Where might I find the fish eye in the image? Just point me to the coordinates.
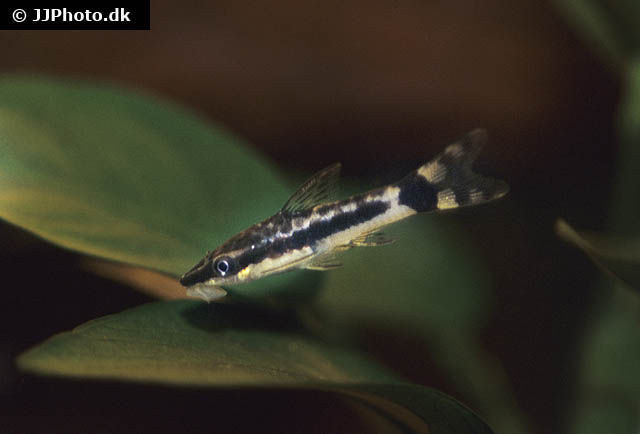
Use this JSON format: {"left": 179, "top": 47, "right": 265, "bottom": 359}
{"left": 213, "top": 256, "right": 234, "bottom": 276}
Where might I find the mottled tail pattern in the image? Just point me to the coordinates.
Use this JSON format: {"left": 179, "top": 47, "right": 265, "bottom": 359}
{"left": 397, "top": 129, "right": 509, "bottom": 212}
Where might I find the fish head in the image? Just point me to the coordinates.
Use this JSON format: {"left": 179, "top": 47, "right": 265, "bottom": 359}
{"left": 179, "top": 245, "right": 255, "bottom": 302}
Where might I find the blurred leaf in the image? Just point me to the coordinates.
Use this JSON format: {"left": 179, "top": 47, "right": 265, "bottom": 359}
{"left": 558, "top": 221, "right": 640, "bottom": 434}
{"left": 556, "top": 218, "right": 640, "bottom": 291}
{"left": 571, "top": 288, "right": 640, "bottom": 434}
{"left": 611, "top": 0, "right": 640, "bottom": 50}
{"left": 572, "top": 397, "right": 636, "bottom": 434}
{"left": 611, "top": 60, "right": 640, "bottom": 229}
{"left": 17, "top": 300, "right": 494, "bottom": 434}
{"left": 554, "top": 0, "right": 627, "bottom": 70}
{"left": 567, "top": 39, "right": 640, "bottom": 434}
{"left": 582, "top": 291, "right": 640, "bottom": 394}
{"left": 0, "top": 76, "right": 319, "bottom": 299}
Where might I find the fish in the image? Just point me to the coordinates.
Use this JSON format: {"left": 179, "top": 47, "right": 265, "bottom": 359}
{"left": 180, "top": 129, "right": 508, "bottom": 302}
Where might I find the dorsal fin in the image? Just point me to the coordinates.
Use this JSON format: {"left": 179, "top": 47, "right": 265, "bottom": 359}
{"left": 281, "top": 162, "right": 341, "bottom": 214}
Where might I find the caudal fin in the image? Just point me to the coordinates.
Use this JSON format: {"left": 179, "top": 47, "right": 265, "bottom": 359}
{"left": 397, "top": 129, "right": 509, "bottom": 213}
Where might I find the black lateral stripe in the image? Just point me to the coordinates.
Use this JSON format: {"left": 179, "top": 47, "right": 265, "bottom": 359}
{"left": 397, "top": 171, "right": 439, "bottom": 213}
{"left": 237, "top": 200, "right": 389, "bottom": 269}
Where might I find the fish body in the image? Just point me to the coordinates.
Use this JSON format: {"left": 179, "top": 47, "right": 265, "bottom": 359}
{"left": 180, "top": 129, "right": 508, "bottom": 301}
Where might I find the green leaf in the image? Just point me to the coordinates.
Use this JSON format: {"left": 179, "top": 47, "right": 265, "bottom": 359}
{"left": 556, "top": 218, "right": 640, "bottom": 291}
{"left": 0, "top": 76, "right": 318, "bottom": 298}
{"left": 17, "top": 300, "right": 494, "bottom": 434}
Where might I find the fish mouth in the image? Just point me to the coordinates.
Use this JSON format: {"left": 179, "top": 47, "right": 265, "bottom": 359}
{"left": 186, "top": 283, "right": 228, "bottom": 302}
{"left": 180, "top": 257, "right": 212, "bottom": 287}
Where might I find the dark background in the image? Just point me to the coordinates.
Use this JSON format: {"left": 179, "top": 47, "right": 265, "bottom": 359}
{"left": 0, "top": 1, "right": 619, "bottom": 433}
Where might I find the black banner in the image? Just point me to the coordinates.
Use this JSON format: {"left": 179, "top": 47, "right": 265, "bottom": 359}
{"left": 0, "top": 1, "right": 150, "bottom": 30}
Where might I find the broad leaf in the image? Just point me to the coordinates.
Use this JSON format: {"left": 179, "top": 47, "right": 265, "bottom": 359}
{"left": 0, "top": 76, "right": 317, "bottom": 298}
{"left": 17, "top": 300, "right": 494, "bottom": 434}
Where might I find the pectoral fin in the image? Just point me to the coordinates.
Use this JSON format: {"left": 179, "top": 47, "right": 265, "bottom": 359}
{"left": 305, "top": 253, "right": 343, "bottom": 271}
{"left": 351, "top": 230, "right": 395, "bottom": 247}
{"left": 261, "top": 252, "right": 315, "bottom": 275}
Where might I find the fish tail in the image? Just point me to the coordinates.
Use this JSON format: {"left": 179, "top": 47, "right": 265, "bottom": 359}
{"left": 397, "top": 129, "right": 509, "bottom": 212}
